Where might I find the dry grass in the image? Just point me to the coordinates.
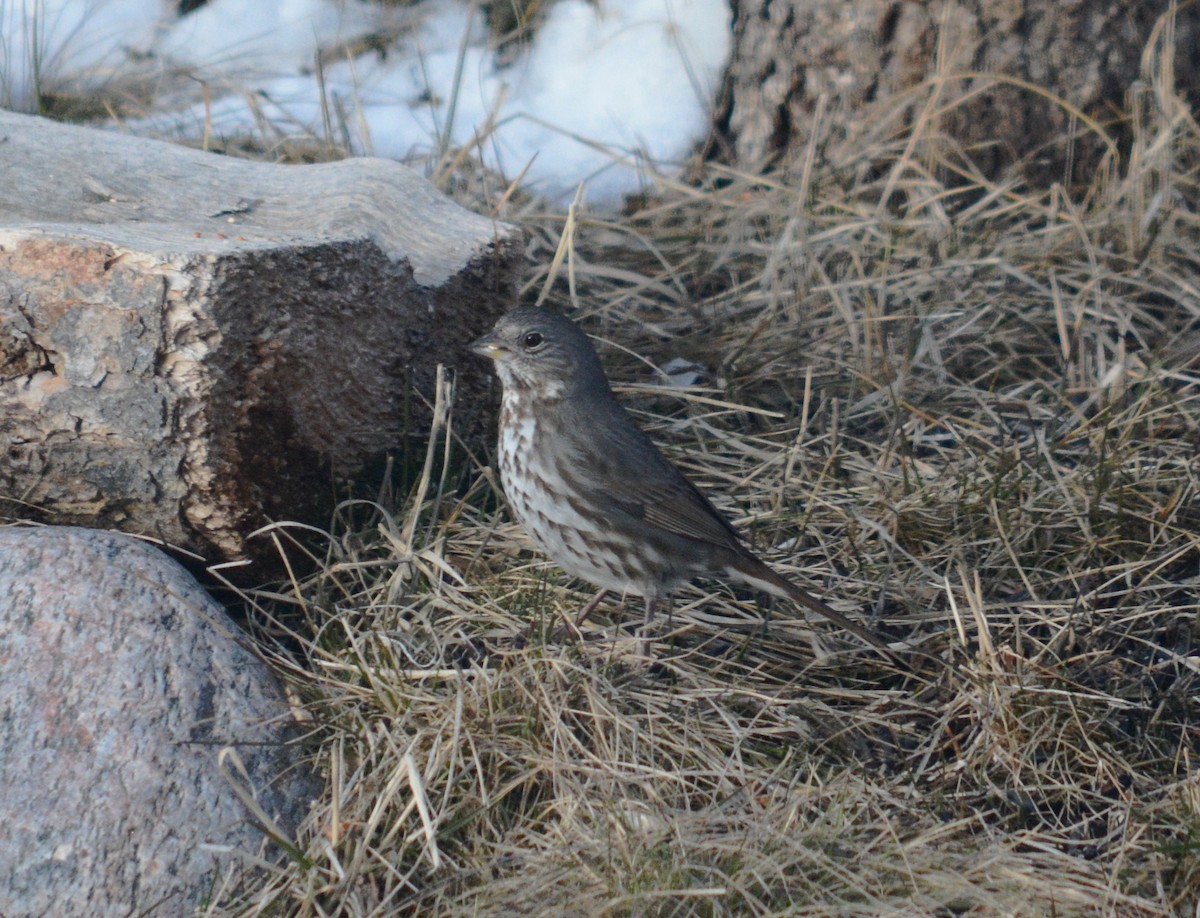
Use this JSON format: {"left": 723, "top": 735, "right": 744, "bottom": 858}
{"left": 178, "top": 27, "right": 1200, "bottom": 918}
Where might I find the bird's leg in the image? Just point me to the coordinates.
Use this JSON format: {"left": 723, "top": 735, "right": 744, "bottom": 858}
{"left": 638, "top": 595, "right": 657, "bottom": 656}
{"left": 643, "top": 595, "right": 657, "bottom": 628}
{"left": 573, "top": 588, "right": 610, "bottom": 628}
{"left": 555, "top": 588, "right": 610, "bottom": 644}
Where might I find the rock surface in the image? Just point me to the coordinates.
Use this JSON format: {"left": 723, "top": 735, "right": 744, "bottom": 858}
{"left": 0, "top": 526, "right": 316, "bottom": 917}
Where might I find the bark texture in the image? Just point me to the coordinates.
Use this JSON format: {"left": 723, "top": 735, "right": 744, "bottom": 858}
{"left": 0, "top": 110, "right": 521, "bottom": 563}
{"left": 722, "top": 0, "right": 1198, "bottom": 180}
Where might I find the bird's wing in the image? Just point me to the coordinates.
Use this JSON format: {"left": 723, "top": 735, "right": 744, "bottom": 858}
{"left": 562, "top": 400, "right": 744, "bottom": 550}
{"left": 635, "top": 473, "right": 745, "bottom": 549}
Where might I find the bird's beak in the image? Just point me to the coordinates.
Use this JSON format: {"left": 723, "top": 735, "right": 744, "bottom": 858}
{"left": 470, "top": 330, "right": 507, "bottom": 359}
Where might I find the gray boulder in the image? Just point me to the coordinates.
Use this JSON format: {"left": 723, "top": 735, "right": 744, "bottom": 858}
{"left": 0, "top": 526, "right": 316, "bottom": 916}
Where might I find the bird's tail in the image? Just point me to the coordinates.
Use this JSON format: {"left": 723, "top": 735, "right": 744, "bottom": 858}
{"left": 726, "top": 553, "right": 897, "bottom": 659}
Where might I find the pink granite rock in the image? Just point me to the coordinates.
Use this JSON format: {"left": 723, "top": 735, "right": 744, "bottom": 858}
{"left": 0, "top": 526, "right": 316, "bottom": 916}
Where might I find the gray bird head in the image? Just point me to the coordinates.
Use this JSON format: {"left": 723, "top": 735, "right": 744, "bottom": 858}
{"left": 470, "top": 307, "right": 611, "bottom": 399}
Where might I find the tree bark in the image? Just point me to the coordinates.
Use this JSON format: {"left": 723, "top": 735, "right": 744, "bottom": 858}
{"left": 720, "top": 0, "right": 1198, "bottom": 181}
{"left": 0, "top": 110, "right": 521, "bottom": 565}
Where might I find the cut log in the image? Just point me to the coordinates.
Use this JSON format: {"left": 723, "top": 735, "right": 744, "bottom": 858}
{"left": 0, "top": 110, "right": 521, "bottom": 564}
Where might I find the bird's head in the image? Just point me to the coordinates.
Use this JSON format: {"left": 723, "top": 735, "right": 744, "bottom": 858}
{"left": 470, "top": 307, "right": 610, "bottom": 399}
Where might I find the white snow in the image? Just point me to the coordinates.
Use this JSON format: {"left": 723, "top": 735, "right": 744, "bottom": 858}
{"left": 0, "top": 0, "right": 166, "bottom": 110}
{"left": 0, "top": 0, "right": 732, "bottom": 209}
{"left": 157, "top": 0, "right": 386, "bottom": 76}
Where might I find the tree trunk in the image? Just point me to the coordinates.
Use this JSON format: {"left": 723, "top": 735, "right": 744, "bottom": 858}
{"left": 720, "top": 0, "right": 1198, "bottom": 181}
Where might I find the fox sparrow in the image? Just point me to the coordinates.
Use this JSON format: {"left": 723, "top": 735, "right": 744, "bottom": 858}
{"left": 470, "top": 306, "right": 891, "bottom": 656}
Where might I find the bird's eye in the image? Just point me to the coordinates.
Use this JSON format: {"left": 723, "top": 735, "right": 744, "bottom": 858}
{"left": 521, "top": 331, "right": 545, "bottom": 350}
